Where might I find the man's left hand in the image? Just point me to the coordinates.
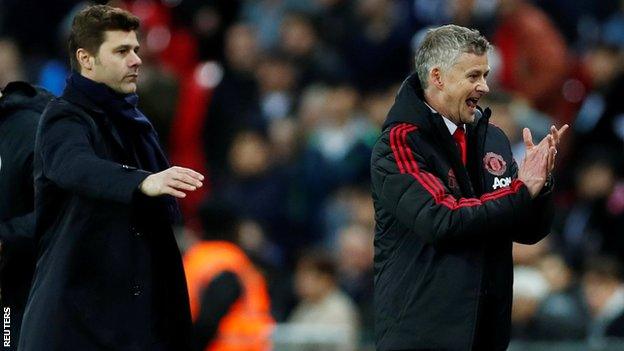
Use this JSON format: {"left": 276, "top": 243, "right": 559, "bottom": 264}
{"left": 535, "top": 124, "right": 569, "bottom": 172}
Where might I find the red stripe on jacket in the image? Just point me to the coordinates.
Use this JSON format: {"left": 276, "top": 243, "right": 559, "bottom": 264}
{"left": 389, "top": 123, "right": 523, "bottom": 210}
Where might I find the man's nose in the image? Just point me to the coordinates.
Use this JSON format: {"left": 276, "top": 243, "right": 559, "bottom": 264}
{"left": 128, "top": 51, "right": 142, "bottom": 67}
{"left": 477, "top": 80, "right": 489, "bottom": 94}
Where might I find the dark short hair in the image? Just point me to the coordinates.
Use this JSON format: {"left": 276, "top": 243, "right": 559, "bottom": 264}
{"left": 68, "top": 5, "right": 140, "bottom": 71}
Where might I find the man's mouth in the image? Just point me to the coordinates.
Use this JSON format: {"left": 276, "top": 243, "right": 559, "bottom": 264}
{"left": 466, "top": 97, "right": 479, "bottom": 109}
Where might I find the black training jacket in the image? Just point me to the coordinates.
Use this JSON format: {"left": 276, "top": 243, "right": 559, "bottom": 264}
{"left": 0, "top": 82, "right": 54, "bottom": 350}
{"left": 371, "top": 73, "right": 553, "bottom": 351}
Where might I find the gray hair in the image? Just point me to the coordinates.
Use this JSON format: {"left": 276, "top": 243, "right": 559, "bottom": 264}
{"left": 414, "top": 24, "right": 491, "bottom": 89}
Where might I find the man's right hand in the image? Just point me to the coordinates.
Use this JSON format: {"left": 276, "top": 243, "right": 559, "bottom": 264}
{"left": 139, "top": 166, "right": 204, "bottom": 198}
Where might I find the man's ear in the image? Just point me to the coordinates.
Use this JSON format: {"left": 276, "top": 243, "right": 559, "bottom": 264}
{"left": 429, "top": 67, "right": 443, "bottom": 90}
{"left": 76, "top": 48, "right": 94, "bottom": 71}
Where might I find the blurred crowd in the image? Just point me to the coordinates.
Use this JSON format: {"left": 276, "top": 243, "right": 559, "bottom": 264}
{"left": 2, "top": 0, "right": 624, "bottom": 349}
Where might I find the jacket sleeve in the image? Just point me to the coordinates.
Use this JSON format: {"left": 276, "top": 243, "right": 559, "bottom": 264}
{"left": 39, "top": 108, "right": 151, "bottom": 204}
{"left": 0, "top": 212, "right": 35, "bottom": 250}
{"left": 193, "top": 271, "right": 242, "bottom": 351}
{"left": 0, "top": 123, "right": 36, "bottom": 247}
{"left": 371, "top": 124, "right": 533, "bottom": 248}
{"left": 507, "top": 158, "right": 554, "bottom": 244}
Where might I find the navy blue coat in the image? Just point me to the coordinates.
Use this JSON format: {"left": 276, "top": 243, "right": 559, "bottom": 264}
{"left": 18, "top": 82, "right": 192, "bottom": 351}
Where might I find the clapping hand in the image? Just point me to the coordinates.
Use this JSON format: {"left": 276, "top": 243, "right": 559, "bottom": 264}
{"left": 544, "top": 124, "right": 569, "bottom": 172}
{"left": 518, "top": 124, "right": 568, "bottom": 198}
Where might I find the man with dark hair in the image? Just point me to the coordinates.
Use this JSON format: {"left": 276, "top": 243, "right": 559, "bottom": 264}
{"left": 67, "top": 5, "right": 139, "bottom": 73}
{"left": 0, "top": 81, "right": 54, "bottom": 351}
{"left": 370, "top": 24, "right": 568, "bottom": 350}
{"left": 18, "top": 5, "right": 203, "bottom": 351}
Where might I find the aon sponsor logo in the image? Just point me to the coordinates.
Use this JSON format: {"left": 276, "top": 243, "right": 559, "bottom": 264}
{"left": 493, "top": 176, "right": 512, "bottom": 189}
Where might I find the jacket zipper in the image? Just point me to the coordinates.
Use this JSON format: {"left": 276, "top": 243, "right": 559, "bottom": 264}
{"left": 468, "top": 115, "right": 490, "bottom": 351}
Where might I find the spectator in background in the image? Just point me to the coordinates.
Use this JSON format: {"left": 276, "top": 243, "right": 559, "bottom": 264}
{"left": 552, "top": 150, "right": 624, "bottom": 270}
{"left": 536, "top": 0, "right": 619, "bottom": 48}
{"left": 510, "top": 242, "right": 589, "bottom": 341}
{"left": 345, "top": 0, "right": 412, "bottom": 91}
{"left": 532, "top": 253, "right": 589, "bottom": 340}
{"left": 240, "top": 0, "right": 286, "bottom": 50}
{"left": 335, "top": 223, "right": 374, "bottom": 344}
{"left": 303, "top": 83, "right": 377, "bottom": 191}
{"left": 361, "top": 84, "right": 397, "bottom": 129}
{"left": 240, "top": 0, "right": 316, "bottom": 51}
{"left": 492, "top": 0, "right": 573, "bottom": 122}
{"left": 298, "top": 84, "right": 331, "bottom": 138}
{"left": 583, "top": 256, "right": 624, "bottom": 347}
{"left": 278, "top": 12, "right": 351, "bottom": 88}
{"left": 510, "top": 265, "right": 550, "bottom": 339}
{"left": 172, "top": 0, "right": 243, "bottom": 61}
{"left": 512, "top": 237, "right": 550, "bottom": 268}
{"left": 301, "top": 83, "right": 377, "bottom": 245}
{"left": 312, "top": 0, "right": 357, "bottom": 54}
{"left": 603, "top": 0, "right": 624, "bottom": 48}
{"left": 209, "top": 130, "right": 294, "bottom": 262}
{"left": 256, "top": 54, "right": 298, "bottom": 123}
{"left": 234, "top": 217, "right": 298, "bottom": 324}
{"left": 573, "top": 43, "right": 624, "bottom": 159}
{"left": 183, "top": 201, "right": 274, "bottom": 351}
{"left": 336, "top": 224, "right": 373, "bottom": 301}
{"left": 267, "top": 117, "right": 299, "bottom": 166}
{"left": 135, "top": 29, "right": 180, "bottom": 153}
{"left": 0, "top": 39, "right": 24, "bottom": 87}
{"left": 0, "top": 0, "right": 78, "bottom": 67}
{"left": 204, "top": 51, "right": 299, "bottom": 186}
{"left": 407, "top": 0, "right": 455, "bottom": 29}
{"left": 288, "top": 249, "right": 360, "bottom": 351}
{"left": 264, "top": 115, "right": 319, "bottom": 255}
{"left": 322, "top": 186, "right": 374, "bottom": 247}
{"left": 0, "top": 82, "right": 54, "bottom": 351}
{"left": 203, "top": 23, "right": 262, "bottom": 183}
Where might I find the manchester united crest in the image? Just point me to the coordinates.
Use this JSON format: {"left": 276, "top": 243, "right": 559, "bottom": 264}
{"left": 483, "top": 152, "right": 507, "bottom": 176}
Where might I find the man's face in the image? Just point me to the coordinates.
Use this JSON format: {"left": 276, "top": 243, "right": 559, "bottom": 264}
{"left": 89, "top": 30, "right": 142, "bottom": 94}
{"left": 438, "top": 53, "right": 490, "bottom": 124}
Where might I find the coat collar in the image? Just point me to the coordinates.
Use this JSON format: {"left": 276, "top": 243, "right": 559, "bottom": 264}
{"left": 61, "top": 77, "right": 106, "bottom": 117}
{"left": 61, "top": 76, "right": 126, "bottom": 152}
